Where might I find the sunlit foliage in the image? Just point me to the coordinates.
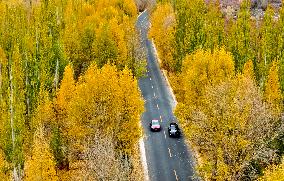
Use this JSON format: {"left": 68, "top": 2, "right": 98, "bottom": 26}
{"left": 149, "top": 3, "right": 176, "bottom": 72}
{"left": 0, "top": 0, "right": 145, "bottom": 179}
{"left": 175, "top": 49, "right": 282, "bottom": 180}
{"left": 260, "top": 157, "right": 284, "bottom": 181}
{"left": 24, "top": 127, "right": 58, "bottom": 181}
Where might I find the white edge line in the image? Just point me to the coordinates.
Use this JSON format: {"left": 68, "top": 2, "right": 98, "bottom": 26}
{"left": 137, "top": 9, "right": 147, "bottom": 19}
{"left": 151, "top": 31, "right": 201, "bottom": 179}
{"left": 137, "top": 10, "right": 149, "bottom": 178}
{"left": 164, "top": 131, "right": 166, "bottom": 139}
{"left": 151, "top": 39, "right": 177, "bottom": 107}
{"left": 139, "top": 138, "right": 149, "bottom": 181}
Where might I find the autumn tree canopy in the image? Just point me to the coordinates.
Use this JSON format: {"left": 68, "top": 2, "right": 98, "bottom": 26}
{"left": 0, "top": 0, "right": 146, "bottom": 180}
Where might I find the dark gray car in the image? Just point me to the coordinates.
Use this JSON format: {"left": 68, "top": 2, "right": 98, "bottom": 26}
{"left": 168, "top": 123, "right": 181, "bottom": 138}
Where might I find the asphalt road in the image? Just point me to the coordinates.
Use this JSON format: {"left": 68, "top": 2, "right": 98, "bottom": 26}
{"left": 137, "top": 11, "right": 196, "bottom": 181}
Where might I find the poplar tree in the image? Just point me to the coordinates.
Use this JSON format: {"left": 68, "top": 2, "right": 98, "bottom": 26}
{"left": 8, "top": 46, "right": 26, "bottom": 180}
{"left": 277, "top": 4, "right": 284, "bottom": 92}
{"left": 93, "top": 23, "right": 118, "bottom": 68}
{"left": 204, "top": 1, "right": 225, "bottom": 50}
{"left": 243, "top": 59, "right": 256, "bottom": 81}
{"left": 174, "top": 0, "right": 206, "bottom": 71}
{"left": 55, "top": 64, "right": 76, "bottom": 166}
{"left": 176, "top": 48, "right": 235, "bottom": 109}
{"left": 116, "top": 67, "right": 144, "bottom": 154}
{"left": 229, "top": 0, "right": 252, "bottom": 71}
{"left": 258, "top": 6, "right": 276, "bottom": 87}
{"left": 176, "top": 74, "right": 279, "bottom": 180}
{"left": 56, "top": 64, "right": 75, "bottom": 111}
{"left": 264, "top": 60, "right": 283, "bottom": 116}
{"left": 0, "top": 47, "right": 9, "bottom": 151}
{"left": 149, "top": 3, "right": 176, "bottom": 72}
{"left": 24, "top": 127, "right": 58, "bottom": 181}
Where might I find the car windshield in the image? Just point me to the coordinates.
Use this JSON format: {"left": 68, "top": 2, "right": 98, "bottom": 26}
{"left": 170, "top": 125, "right": 176, "bottom": 130}
{"left": 152, "top": 121, "right": 159, "bottom": 125}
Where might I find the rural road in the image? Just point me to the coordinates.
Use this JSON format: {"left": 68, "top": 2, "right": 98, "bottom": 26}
{"left": 137, "top": 10, "right": 197, "bottom": 181}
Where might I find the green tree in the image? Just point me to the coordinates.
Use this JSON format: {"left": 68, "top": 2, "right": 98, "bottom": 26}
{"left": 204, "top": 1, "right": 225, "bottom": 50}
{"left": 229, "top": 0, "right": 252, "bottom": 71}
{"left": 93, "top": 23, "right": 118, "bottom": 68}
{"left": 8, "top": 46, "right": 26, "bottom": 179}
{"left": 174, "top": 0, "right": 206, "bottom": 71}
{"left": 257, "top": 6, "right": 277, "bottom": 87}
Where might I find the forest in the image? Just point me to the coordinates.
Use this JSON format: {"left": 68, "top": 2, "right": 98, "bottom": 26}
{"left": 2, "top": 0, "right": 284, "bottom": 180}
{"left": 0, "top": 0, "right": 146, "bottom": 180}
{"left": 150, "top": 0, "right": 284, "bottom": 180}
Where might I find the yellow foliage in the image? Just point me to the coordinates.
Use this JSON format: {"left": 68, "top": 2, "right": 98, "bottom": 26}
{"left": 118, "top": 0, "right": 137, "bottom": 17}
{"left": 180, "top": 48, "right": 235, "bottom": 108}
{"left": 109, "top": 18, "right": 128, "bottom": 67}
{"left": 33, "top": 88, "right": 55, "bottom": 128}
{"left": 56, "top": 64, "right": 75, "bottom": 110}
{"left": 264, "top": 60, "right": 283, "bottom": 116}
{"left": 0, "top": 1, "right": 6, "bottom": 24}
{"left": 177, "top": 74, "right": 274, "bottom": 180}
{"left": 57, "top": 63, "right": 143, "bottom": 156}
{"left": 149, "top": 3, "right": 176, "bottom": 72}
{"left": 24, "top": 127, "right": 58, "bottom": 181}
{"left": 62, "top": 0, "right": 138, "bottom": 76}
{"left": 243, "top": 60, "right": 255, "bottom": 80}
{"left": 259, "top": 157, "right": 284, "bottom": 181}
{"left": 0, "top": 150, "right": 10, "bottom": 180}
{"left": 0, "top": 47, "right": 8, "bottom": 142}
{"left": 0, "top": 47, "right": 7, "bottom": 65}
{"left": 175, "top": 49, "right": 278, "bottom": 179}
{"left": 95, "top": 0, "right": 137, "bottom": 18}
{"left": 116, "top": 67, "right": 144, "bottom": 153}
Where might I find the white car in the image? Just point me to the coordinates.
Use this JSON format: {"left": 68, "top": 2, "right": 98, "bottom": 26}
{"left": 150, "top": 119, "right": 161, "bottom": 131}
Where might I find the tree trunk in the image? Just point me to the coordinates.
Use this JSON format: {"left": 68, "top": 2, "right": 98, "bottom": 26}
{"left": 9, "top": 57, "right": 20, "bottom": 181}
{"left": 211, "top": 150, "right": 218, "bottom": 181}
{"left": 25, "top": 53, "right": 30, "bottom": 122}
{"left": 0, "top": 62, "right": 2, "bottom": 100}
{"left": 53, "top": 58, "right": 59, "bottom": 91}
